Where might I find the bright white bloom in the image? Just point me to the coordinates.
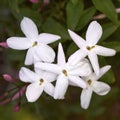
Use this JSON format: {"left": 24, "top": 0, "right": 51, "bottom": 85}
{"left": 80, "top": 65, "right": 111, "bottom": 109}
{"left": 35, "top": 43, "right": 92, "bottom": 99}
{"left": 19, "top": 67, "right": 56, "bottom": 102}
{"left": 68, "top": 21, "right": 116, "bottom": 75}
{"left": 7, "top": 17, "right": 61, "bottom": 65}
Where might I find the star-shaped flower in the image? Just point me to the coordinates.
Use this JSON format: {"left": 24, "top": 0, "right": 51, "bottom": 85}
{"left": 80, "top": 65, "right": 111, "bottom": 109}
{"left": 19, "top": 67, "right": 56, "bottom": 102}
{"left": 35, "top": 43, "right": 92, "bottom": 99}
{"left": 7, "top": 17, "right": 61, "bottom": 65}
{"left": 68, "top": 21, "right": 116, "bottom": 75}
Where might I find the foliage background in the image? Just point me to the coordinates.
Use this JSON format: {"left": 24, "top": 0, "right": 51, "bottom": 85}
{"left": 0, "top": 0, "right": 120, "bottom": 120}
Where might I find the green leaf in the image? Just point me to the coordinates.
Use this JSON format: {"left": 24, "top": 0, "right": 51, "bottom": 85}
{"left": 76, "top": 7, "right": 96, "bottom": 31}
{"left": 67, "top": 42, "right": 78, "bottom": 57}
{"left": 8, "top": 0, "right": 20, "bottom": 19}
{"left": 66, "top": 0, "right": 84, "bottom": 30}
{"left": 92, "top": 0, "right": 118, "bottom": 23}
{"left": 9, "top": 0, "right": 42, "bottom": 24}
{"left": 99, "top": 57, "right": 115, "bottom": 83}
{"left": 43, "top": 18, "right": 70, "bottom": 40}
{"left": 101, "top": 41, "right": 120, "bottom": 53}
{"left": 101, "top": 68, "right": 115, "bottom": 83}
{"left": 100, "top": 23, "right": 119, "bottom": 42}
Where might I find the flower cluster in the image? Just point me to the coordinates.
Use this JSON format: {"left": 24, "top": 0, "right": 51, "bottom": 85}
{"left": 6, "top": 17, "right": 116, "bottom": 109}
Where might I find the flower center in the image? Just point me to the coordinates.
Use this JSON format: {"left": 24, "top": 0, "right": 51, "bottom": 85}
{"left": 87, "top": 79, "right": 92, "bottom": 85}
{"left": 32, "top": 41, "right": 38, "bottom": 47}
{"left": 62, "top": 69, "right": 68, "bottom": 76}
{"left": 86, "top": 46, "right": 95, "bottom": 51}
{"left": 39, "top": 78, "right": 44, "bottom": 85}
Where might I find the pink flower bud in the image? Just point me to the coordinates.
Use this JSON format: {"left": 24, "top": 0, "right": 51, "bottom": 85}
{"left": 0, "top": 98, "right": 11, "bottom": 105}
{"left": 29, "top": 0, "right": 39, "bottom": 3}
{"left": 43, "top": 0, "right": 50, "bottom": 5}
{"left": 3, "top": 74, "right": 15, "bottom": 82}
{"left": 13, "top": 102, "right": 21, "bottom": 112}
{"left": 12, "top": 86, "right": 26, "bottom": 101}
{"left": 0, "top": 42, "right": 8, "bottom": 48}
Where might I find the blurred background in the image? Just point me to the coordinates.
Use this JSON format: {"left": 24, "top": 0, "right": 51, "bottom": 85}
{"left": 0, "top": 0, "right": 120, "bottom": 120}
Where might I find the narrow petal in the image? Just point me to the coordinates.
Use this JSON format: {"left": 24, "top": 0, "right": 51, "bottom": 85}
{"left": 54, "top": 75, "right": 68, "bottom": 99}
{"left": 68, "top": 49, "right": 87, "bottom": 65}
{"left": 80, "top": 88, "right": 93, "bottom": 109}
{"left": 20, "top": 17, "right": 38, "bottom": 40}
{"left": 35, "top": 62, "right": 61, "bottom": 74}
{"left": 26, "top": 83, "right": 43, "bottom": 102}
{"left": 57, "top": 43, "right": 66, "bottom": 65}
{"left": 95, "top": 45, "right": 116, "bottom": 56}
{"left": 36, "top": 44, "right": 55, "bottom": 63}
{"left": 68, "top": 29, "right": 86, "bottom": 48}
{"left": 68, "top": 75, "right": 87, "bottom": 88}
{"left": 38, "top": 33, "right": 61, "bottom": 44}
{"left": 44, "top": 83, "right": 55, "bottom": 97}
{"left": 19, "top": 67, "right": 39, "bottom": 83}
{"left": 43, "top": 72, "right": 57, "bottom": 82}
{"left": 25, "top": 47, "right": 35, "bottom": 65}
{"left": 86, "top": 21, "right": 102, "bottom": 46}
{"left": 92, "top": 81, "right": 111, "bottom": 95}
{"left": 94, "top": 65, "right": 111, "bottom": 80}
{"left": 88, "top": 52, "right": 99, "bottom": 76}
{"left": 7, "top": 37, "right": 31, "bottom": 50}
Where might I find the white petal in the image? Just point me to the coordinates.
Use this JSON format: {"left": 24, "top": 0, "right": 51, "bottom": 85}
{"left": 34, "top": 66, "right": 44, "bottom": 76}
{"left": 26, "top": 83, "right": 43, "bottom": 102}
{"left": 68, "top": 75, "right": 87, "bottom": 88}
{"left": 36, "top": 44, "right": 55, "bottom": 63}
{"left": 95, "top": 45, "right": 116, "bottom": 56}
{"left": 57, "top": 43, "right": 66, "bottom": 65}
{"left": 80, "top": 88, "right": 93, "bottom": 109}
{"left": 33, "top": 54, "right": 42, "bottom": 64}
{"left": 88, "top": 52, "right": 99, "bottom": 76}
{"left": 20, "top": 17, "right": 38, "bottom": 40}
{"left": 69, "top": 61, "right": 92, "bottom": 76}
{"left": 68, "top": 49, "right": 87, "bottom": 65}
{"left": 54, "top": 74, "right": 68, "bottom": 99}
{"left": 44, "top": 83, "right": 55, "bottom": 97}
{"left": 68, "top": 29, "right": 86, "bottom": 48}
{"left": 35, "top": 62, "right": 61, "bottom": 74}
{"left": 95, "top": 65, "right": 111, "bottom": 80}
{"left": 43, "top": 71, "right": 57, "bottom": 82}
{"left": 92, "top": 81, "right": 111, "bottom": 95}
{"left": 19, "top": 67, "right": 39, "bottom": 83}
{"left": 25, "top": 47, "right": 35, "bottom": 65}
{"left": 7, "top": 37, "right": 31, "bottom": 50}
{"left": 38, "top": 33, "right": 61, "bottom": 44}
{"left": 86, "top": 21, "right": 102, "bottom": 46}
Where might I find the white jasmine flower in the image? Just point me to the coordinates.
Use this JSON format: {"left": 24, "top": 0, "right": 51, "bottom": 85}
{"left": 35, "top": 43, "right": 92, "bottom": 99}
{"left": 19, "top": 67, "right": 56, "bottom": 102}
{"left": 80, "top": 65, "right": 111, "bottom": 109}
{"left": 7, "top": 17, "right": 61, "bottom": 65}
{"left": 68, "top": 21, "right": 116, "bottom": 75}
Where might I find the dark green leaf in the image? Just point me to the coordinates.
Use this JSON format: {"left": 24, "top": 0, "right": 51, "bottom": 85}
{"left": 67, "top": 42, "right": 78, "bottom": 57}
{"left": 66, "top": 0, "right": 84, "bottom": 30}
{"left": 100, "top": 23, "right": 119, "bottom": 42}
{"left": 92, "top": 0, "right": 118, "bottom": 23}
{"left": 43, "top": 18, "right": 70, "bottom": 40}
{"left": 99, "top": 57, "right": 115, "bottom": 83}
{"left": 9, "top": 0, "right": 42, "bottom": 24}
{"left": 76, "top": 7, "right": 96, "bottom": 31}
{"left": 101, "top": 41, "right": 120, "bottom": 53}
